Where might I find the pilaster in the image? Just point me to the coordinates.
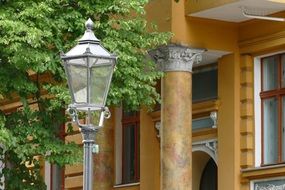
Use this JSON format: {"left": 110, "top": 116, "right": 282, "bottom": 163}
{"left": 240, "top": 55, "right": 254, "bottom": 169}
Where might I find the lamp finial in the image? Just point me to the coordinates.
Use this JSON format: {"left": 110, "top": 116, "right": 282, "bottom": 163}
{"left": 85, "top": 18, "right": 94, "bottom": 30}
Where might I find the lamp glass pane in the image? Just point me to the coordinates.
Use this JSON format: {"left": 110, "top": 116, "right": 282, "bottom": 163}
{"left": 66, "top": 60, "right": 87, "bottom": 103}
{"left": 90, "top": 59, "right": 113, "bottom": 106}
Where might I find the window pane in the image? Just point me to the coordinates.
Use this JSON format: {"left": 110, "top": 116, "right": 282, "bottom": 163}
{"left": 262, "top": 56, "right": 278, "bottom": 91}
{"left": 123, "top": 124, "right": 136, "bottom": 183}
{"left": 282, "top": 55, "right": 285, "bottom": 88}
{"left": 263, "top": 97, "right": 278, "bottom": 165}
{"left": 192, "top": 117, "right": 214, "bottom": 131}
{"left": 193, "top": 65, "right": 217, "bottom": 102}
{"left": 282, "top": 96, "right": 285, "bottom": 161}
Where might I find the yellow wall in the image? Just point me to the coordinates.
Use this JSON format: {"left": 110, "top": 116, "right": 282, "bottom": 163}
{"left": 171, "top": 1, "right": 239, "bottom": 52}
{"left": 218, "top": 53, "right": 240, "bottom": 190}
{"left": 145, "top": 0, "right": 171, "bottom": 32}
{"left": 146, "top": 0, "right": 239, "bottom": 51}
{"left": 238, "top": 11, "right": 285, "bottom": 55}
{"left": 239, "top": 11, "right": 285, "bottom": 42}
{"left": 140, "top": 108, "right": 161, "bottom": 190}
{"left": 185, "top": 0, "right": 239, "bottom": 15}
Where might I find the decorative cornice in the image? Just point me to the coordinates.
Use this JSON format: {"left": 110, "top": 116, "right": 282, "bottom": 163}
{"left": 239, "top": 30, "right": 285, "bottom": 54}
{"left": 149, "top": 44, "right": 205, "bottom": 72}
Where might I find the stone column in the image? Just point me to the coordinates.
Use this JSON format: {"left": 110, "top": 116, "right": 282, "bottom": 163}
{"left": 150, "top": 44, "right": 203, "bottom": 190}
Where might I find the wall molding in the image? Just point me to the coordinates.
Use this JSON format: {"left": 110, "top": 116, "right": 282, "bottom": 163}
{"left": 239, "top": 30, "right": 285, "bottom": 54}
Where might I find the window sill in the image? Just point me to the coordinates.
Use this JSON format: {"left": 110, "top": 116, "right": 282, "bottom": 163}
{"left": 241, "top": 164, "right": 285, "bottom": 182}
{"left": 113, "top": 182, "right": 140, "bottom": 188}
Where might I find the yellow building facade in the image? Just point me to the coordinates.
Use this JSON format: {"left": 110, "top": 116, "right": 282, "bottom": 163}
{"left": 64, "top": 0, "right": 285, "bottom": 190}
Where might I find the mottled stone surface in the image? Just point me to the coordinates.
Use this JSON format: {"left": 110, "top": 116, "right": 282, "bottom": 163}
{"left": 93, "top": 112, "right": 114, "bottom": 190}
{"left": 161, "top": 72, "right": 192, "bottom": 190}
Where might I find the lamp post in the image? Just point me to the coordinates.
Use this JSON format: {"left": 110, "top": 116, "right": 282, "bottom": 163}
{"left": 61, "top": 18, "right": 117, "bottom": 190}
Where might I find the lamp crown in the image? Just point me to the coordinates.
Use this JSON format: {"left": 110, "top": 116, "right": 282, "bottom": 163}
{"left": 79, "top": 18, "right": 100, "bottom": 44}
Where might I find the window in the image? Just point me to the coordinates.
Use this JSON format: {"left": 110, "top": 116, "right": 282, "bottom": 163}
{"left": 122, "top": 110, "right": 140, "bottom": 184}
{"left": 260, "top": 54, "right": 285, "bottom": 165}
{"left": 50, "top": 165, "right": 64, "bottom": 190}
{"left": 253, "top": 177, "right": 285, "bottom": 190}
{"left": 193, "top": 64, "right": 218, "bottom": 102}
{"left": 193, "top": 115, "right": 215, "bottom": 131}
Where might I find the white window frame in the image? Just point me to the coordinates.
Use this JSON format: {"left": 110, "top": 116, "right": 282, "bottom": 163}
{"left": 114, "top": 107, "right": 123, "bottom": 185}
{"left": 254, "top": 51, "right": 285, "bottom": 167}
{"left": 45, "top": 161, "right": 51, "bottom": 190}
{"left": 254, "top": 56, "right": 262, "bottom": 167}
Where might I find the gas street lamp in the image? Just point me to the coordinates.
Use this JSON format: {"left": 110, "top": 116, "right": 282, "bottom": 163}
{"left": 61, "top": 18, "right": 117, "bottom": 190}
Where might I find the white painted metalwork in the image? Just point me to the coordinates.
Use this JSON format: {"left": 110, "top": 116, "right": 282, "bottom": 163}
{"left": 192, "top": 139, "right": 218, "bottom": 164}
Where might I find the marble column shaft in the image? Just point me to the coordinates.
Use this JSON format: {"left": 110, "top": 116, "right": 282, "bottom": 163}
{"left": 162, "top": 72, "right": 192, "bottom": 189}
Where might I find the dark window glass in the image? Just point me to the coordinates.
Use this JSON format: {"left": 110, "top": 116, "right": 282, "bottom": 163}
{"left": 193, "top": 65, "right": 218, "bottom": 102}
{"left": 122, "top": 111, "right": 139, "bottom": 184}
{"left": 123, "top": 124, "right": 136, "bottom": 183}
{"left": 192, "top": 117, "right": 214, "bottom": 131}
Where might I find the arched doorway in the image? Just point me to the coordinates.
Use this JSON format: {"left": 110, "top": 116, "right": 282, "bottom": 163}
{"left": 199, "top": 158, "right": 217, "bottom": 190}
{"left": 192, "top": 151, "right": 217, "bottom": 190}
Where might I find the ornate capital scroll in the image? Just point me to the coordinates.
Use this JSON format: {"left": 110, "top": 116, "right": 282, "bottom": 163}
{"left": 149, "top": 44, "right": 205, "bottom": 72}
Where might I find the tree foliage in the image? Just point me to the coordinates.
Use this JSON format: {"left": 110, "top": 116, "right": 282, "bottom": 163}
{"left": 0, "top": 0, "right": 171, "bottom": 189}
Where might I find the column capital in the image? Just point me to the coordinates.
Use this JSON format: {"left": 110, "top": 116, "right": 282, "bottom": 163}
{"left": 149, "top": 44, "right": 205, "bottom": 72}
